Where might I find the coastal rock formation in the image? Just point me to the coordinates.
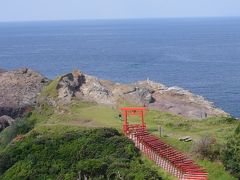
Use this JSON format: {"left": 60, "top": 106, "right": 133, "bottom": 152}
{"left": 57, "top": 70, "right": 85, "bottom": 102}
{"left": 0, "top": 115, "right": 14, "bottom": 132}
{"left": 0, "top": 68, "right": 7, "bottom": 75}
{"left": 0, "top": 68, "right": 49, "bottom": 118}
{"left": 56, "top": 70, "right": 228, "bottom": 119}
{"left": 57, "top": 70, "right": 114, "bottom": 104}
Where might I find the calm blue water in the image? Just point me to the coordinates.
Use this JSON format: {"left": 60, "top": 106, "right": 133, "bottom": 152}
{"left": 0, "top": 18, "right": 240, "bottom": 117}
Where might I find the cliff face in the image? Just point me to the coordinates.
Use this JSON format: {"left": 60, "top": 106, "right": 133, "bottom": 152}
{"left": 56, "top": 70, "right": 228, "bottom": 119}
{"left": 0, "top": 68, "right": 49, "bottom": 118}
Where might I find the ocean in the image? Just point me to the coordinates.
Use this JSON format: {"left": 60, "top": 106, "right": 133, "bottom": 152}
{"left": 0, "top": 18, "right": 240, "bottom": 117}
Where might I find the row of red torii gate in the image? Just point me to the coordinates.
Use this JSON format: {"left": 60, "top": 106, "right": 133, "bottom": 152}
{"left": 120, "top": 107, "right": 208, "bottom": 180}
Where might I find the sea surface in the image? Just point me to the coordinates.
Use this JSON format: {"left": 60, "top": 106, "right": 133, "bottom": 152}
{"left": 0, "top": 18, "right": 240, "bottom": 117}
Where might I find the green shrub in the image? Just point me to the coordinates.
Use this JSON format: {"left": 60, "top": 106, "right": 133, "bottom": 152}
{"left": 235, "top": 123, "right": 240, "bottom": 134}
{"left": 0, "top": 118, "right": 35, "bottom": 148}
{"left": 224, "top": 117, "right": 237, "bottom": 123}
{"left": 0, "top": 128, "right": 161, "bottom": 179}
{"left": 192, "top": 135, "right": 221, "bottom": 161}
{"left": 165, "top": 121, "right": 191, "bottom": 130}
{"left": 207, "top": 116, "right": 237, "bottom": 125}
{"left": 221, "top": 124, "right": 240, "bottom": 178}
{"left": 77, "top": 159, "right": 108, "bottom": 179}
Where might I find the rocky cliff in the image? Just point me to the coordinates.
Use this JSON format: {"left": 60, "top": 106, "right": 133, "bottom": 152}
{"left": 0, "top": 68, "right": 49, "bottom": 119}
{"left": 0, "top": 67, "right": 229, "bottom": 133}
{"left": 55, "top": 70, "right": 228, "bottom": 119}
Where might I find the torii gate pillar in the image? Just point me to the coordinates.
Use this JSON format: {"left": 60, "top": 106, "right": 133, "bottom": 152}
{"left": 120, "top": 107, "right": 146, "bottom": 135}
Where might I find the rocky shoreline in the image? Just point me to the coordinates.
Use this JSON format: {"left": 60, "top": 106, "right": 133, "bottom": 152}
{"left": 0, "top": 68, "right": 229, "bottom": 132}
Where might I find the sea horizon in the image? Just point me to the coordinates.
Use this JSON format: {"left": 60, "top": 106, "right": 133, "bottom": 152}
{"left": 0, "top": 15, "right": 240, "bottom": 23}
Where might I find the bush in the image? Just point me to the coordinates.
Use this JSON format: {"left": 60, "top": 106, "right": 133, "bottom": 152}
{"left": 0, "top": 118, "right": 35, "bottom": 148}
{"left": 224, "top": 116, "right": 237, "bottom": 123}
{"left": 165, "top": 121, "right": 191, "bottom": 130}
{"left": 192, "top": 135, "right": 221, "bottom": 161}
{"left": 235, "top": 123, "right": 240, "bottom": 134}
{"left": 0, "top": 128, "right": 161, "bottom": 179}
{"left": 207, "top": 116, "right": 237, "bottom": 125}
{"left": 221, "top": 124, "right": 240, "bottom": 178}
{"left": 77, "top": 159, "right": 108, "bottom": 179}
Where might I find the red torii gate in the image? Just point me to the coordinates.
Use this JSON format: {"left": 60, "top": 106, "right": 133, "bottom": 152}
{"left": 120, "top": 107, "right": 208, "bottom": 180}
{"left": 120, "top": 107, "right": 146, "bottom": 135}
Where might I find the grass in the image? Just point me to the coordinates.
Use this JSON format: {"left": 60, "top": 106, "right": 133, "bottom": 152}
{"left": 197, "top": 160, "right": 236, "bottom": 180}
{"left": 45, "top": 101, "right": 122, "bottom": 129}
{"left": 141, "top": 155, "right": 177, "bottom": 180}
{"left": 39, "top": 77, "right": 60, "bottom": 98}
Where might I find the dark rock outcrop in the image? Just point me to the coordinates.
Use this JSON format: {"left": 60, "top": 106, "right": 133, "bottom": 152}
{"left": 55, "top": 70, "right": 228, "bottom": 119}
{"left": 0, "top": 68, "right": 7, "bottom": 75}
{"left": 0, "top": 115, "right": 14, "bottom": 132}
{"left": 0, "top": 68, "right": 49, "bottom": 118}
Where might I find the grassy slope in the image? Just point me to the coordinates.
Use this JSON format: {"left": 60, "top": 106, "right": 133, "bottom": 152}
{"left": 28, "top": 99, "right": 237, "bottom": 180}
{"left": 2, "top": 79, "right": 238, "bottom": 179}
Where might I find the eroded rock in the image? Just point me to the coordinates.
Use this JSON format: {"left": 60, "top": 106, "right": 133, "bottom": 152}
{"left": 0, "top": 68, "right": 49, "bottom": 118}
{"left": 57, "top": 70, "right": 85, "bottom": 102}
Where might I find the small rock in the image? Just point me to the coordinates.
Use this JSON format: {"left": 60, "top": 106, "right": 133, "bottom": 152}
{"left": 0, "top": 115, "right": 14, "bottom": 132}
{"left": 179, "top": 136, "right": 192, "bottom": 142}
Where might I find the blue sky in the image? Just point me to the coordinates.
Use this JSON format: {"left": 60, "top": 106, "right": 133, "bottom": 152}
{"left": 0, "top": 0, "right": 240, "bottom": 22}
